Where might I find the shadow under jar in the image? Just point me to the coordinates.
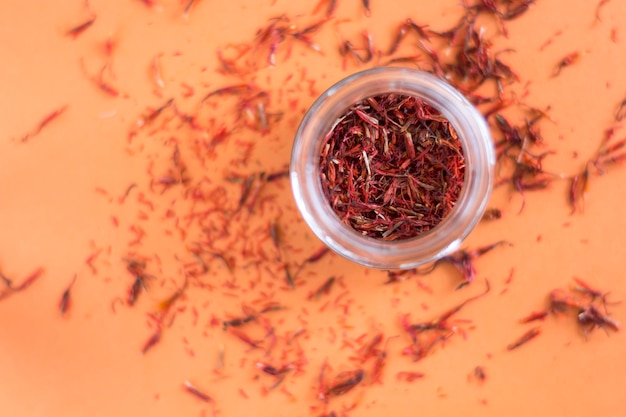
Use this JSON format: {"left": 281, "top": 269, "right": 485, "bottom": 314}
{"left": 291, "top": 67, "right": 494, "bottom": 269}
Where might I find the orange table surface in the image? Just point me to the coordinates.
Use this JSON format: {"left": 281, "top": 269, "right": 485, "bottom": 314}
{"left": 2, "top": 1, "right": 626, "bottom": 417}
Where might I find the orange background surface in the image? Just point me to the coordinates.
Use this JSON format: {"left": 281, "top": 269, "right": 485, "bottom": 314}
{"left": 1, "top": 1, "right": 626, "bottom": 417}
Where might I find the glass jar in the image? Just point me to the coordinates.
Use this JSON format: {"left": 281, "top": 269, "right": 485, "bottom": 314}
{"left": 290, "top": 67, "right": 494, "bottom": 269}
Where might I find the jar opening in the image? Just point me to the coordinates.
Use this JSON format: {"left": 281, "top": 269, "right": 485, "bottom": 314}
{"left": 318, "top": 93, "right": 466, "bottom": 242}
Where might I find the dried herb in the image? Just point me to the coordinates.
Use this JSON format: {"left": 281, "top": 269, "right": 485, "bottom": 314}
{"left": 506, "top": 327, "right": 541, "bottom": 350}
{"left": 66, "top": 17, "right": 96, "bottom": 39}
{"left": 552, "top": 52, "right": 581, "bottom": 77}
{"left": 481, "top": 207, "right": 502, "bottom": 221}
{"left": 256, "top": 361, "right": 292, "bottom": 376}
{"left": 473, "top": 365, "right": 486, "bottom": 383}
{"left": 396, "top": 371, "right": 425, "bottom": 382}
{"left": 124, "top": 258, "right": 150, "bottom": 306}
{"left": 319, "top": 94, "right": 465, "bottom": 240}
{"left": 324, "top": 369, "right": 364, "bottom": 397}
{"left": 595, "top": 0, "right": 612, "bottom": 23}
{"left": 519, "top": 311, "right": 548, "bottom": 323}
{"left": 308, "top": 276, "right": 335, "bottom": 300}
{"left": 578, "top": 305, "right": 620, "bottom": 334}
{"left": 0, "top": 268, "right": 44, "bottom": 301}
{"left": 183, "top": 380, "right": 212, "bottom": 402}
{"left": 419, "top": 241, "right": 510, "bottom": 288}
{"left": 568, "top": 164, "right": 589, "bottom": 214}
{"left": 59, "top": 274, "right": 77, "bottom": 315}
{"left": 615, "top": 98, "right": 626, "bottom": 121}
{"left": 20, "top": 106, "right": 68, "bottom": 143}
{"left": 141, "top": 326, "right": 162, "bottom": 354}
{"left": 402, "top": 280, "right": 490, "bottom": 360}
{"left": 545, "top": 279, "right": 620, "bottom": 338}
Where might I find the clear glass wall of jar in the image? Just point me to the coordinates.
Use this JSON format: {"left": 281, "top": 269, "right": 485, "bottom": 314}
{"left": 290, "top": 67, "right": 494, "bottom": 269}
